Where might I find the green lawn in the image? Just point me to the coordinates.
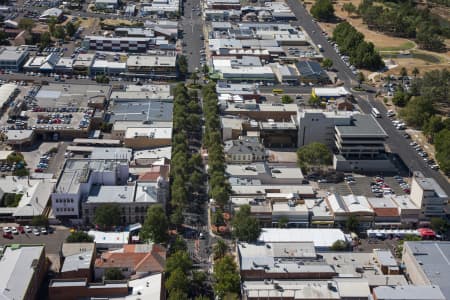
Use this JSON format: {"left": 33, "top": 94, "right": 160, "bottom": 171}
{"left": 376, "top": 41, "right": 415, "bottom": 52}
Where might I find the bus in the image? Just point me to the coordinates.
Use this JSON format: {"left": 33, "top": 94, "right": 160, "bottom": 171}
{"left": 371, "top": 107, "right": 381, "bottom": 118}
{"left": 272, "top": 88, "right": 284, "bottom": 95}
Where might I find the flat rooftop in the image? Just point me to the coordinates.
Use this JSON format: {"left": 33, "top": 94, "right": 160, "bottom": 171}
{"left": 0, "top": 245, "right": 45, "bottom": 300}
{"left": 258, "top": 228, "right": 347, "bottom": 248}
{"left": 336, "top": 114, "right": 387, "bottom": 138}
{"left": 86, "top": 185, "right": 135, "bottom": 204}
{"left": 404, "top": 241, "right": 450, "bottom": 299}
{"left": 109, "top": 101, "right": 173, "bottom": 123}
{"left": 35, "top": 83, "right": 110, "bottom": 108}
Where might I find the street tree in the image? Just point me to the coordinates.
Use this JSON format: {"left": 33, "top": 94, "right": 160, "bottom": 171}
{"left": 311, "top": 0, "right": 335, "bottom": 21}
{"left": 331, "top": 240, "right": 348, "bottom": 251}
{"left": 168, "top": 290, "right": 189, "bottom": 300}
{"left": 213, "top": 238, "right": 228, "bottom": 260}
{"left": 232, "top": 205, "right": 261, "bottom": 242}
{"left": 356, "top": 72, "right": 365, "bottom": 88}
{"left": 213, "top": 255, "right": 240, "bottom": 298}
{"left": 190, "top": 71, "right": 199, "bottom": 85}
{"left": 66, "top": 231, "right": 94, "bottom": 243}
{"left": 94, "top": 204, "right": 121, "bottom": 228}
{"left": 177, "top": 55, "right": 188, "bottom": 76}
{"left": 345, "top": 215, "right": 360, "bottom": 232}
{"left": 297, "top": 142, "right": 332, "bottom": 170}
{"left": 321, "top": 58, "right": 333, "bottom": 70}
{"left": 430, "top": 217, "right": 449, "bottom": 234}
{"left": 40, "top": 32, "right": 52, "bottom": 49}
{"left": 281, "top": 95, "right": 293, "bottom": 104}
{"left": 165, "top": 250, "right": 192, "bottom": 274}
{"left": 166, "top": 268, "right": 190, "bottom": 293}
{"left": 141, "top": 204, "right": 169, "bottom": 244}
{"left": 31, "top": 215, "right": 49, "bottom": 227}
{"left": 412, "top": 67, "right": 420, "bottom": 77}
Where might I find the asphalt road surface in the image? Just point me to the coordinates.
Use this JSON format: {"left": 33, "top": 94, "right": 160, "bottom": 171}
{"left": 181, "top": 0, "right": 203, "bottom": 72}
{"left": 286, "top": 0, "right": 450, "bottom": 194}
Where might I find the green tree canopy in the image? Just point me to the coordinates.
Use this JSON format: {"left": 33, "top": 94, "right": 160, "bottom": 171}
{"left": 213, "top": 255, "right": 240, "bottom": 298}
{"left": 232, "top": 205, "right": 261, "bottom": 242}
{"left": 435, "top": 129, "right": 450, "bottom": 173}
{"left": 311, "top": 0, "right": 335, "bottom": 21}
{"left": 31, "top": 215, "right": 49, "bottom": 227}
{"left": 281, "top": 95, "right": 293, "bottom": 104}
{"left": 66, "top": 231, "right": 94, "bottom": 243}
{"left": 141, "top": 204, "right": 169, "bottom": 244}
{"left": 213, "top": 238, "right": 228, "bottom": 260}
{"left": 166, "top": 268, "right": 190, "bottom": 293}
{"left": 94, "top": 204, "right": 121, "bottom": 228}
{"left": 104, "top": 268, "right": 124, "bottom": 280}
{"left": 345, "top": 215, "right": 360, "bottom": 232}
{"left": 400, "top": 96, "right": 435, "bottom": 128}
{"left": 166, "top": 250, "right": 192, "bottom": 274}
{"left": 19, "top": 18, "right": 35, "bottom": 32}
{"left": 297, "top": 142, "right": 332, "bottom": 169}
{"left": 430, "top": 217, "right": 449, "bottom": 234}
{"left": 321, "top": 58, "right": 333, "bottom": 70}
{"left": 331, "top": 240, "right": 348, "bottom": 251}
{"left": 177, "top": 55, "right": 188, "bottom": 75}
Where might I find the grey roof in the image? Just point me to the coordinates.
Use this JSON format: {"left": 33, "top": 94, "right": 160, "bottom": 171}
{"left": 295, "top": 60, "right": 326, "bottom": 78}
{"left": 373, "top": 285, "right": 445, "bottom": 300}
{"left": 90, "top": 148, "right": 132, "bottom": 161}
{"left": 413, "top": 172, "right": 448, "bottom": 198}
{"left": 336, "top": 114, "right": 387, "bottom": 138}
{"left": 109, "top": 101, "right": 173, "bottom": 123}
{"left": 224, "top": 139, "right": 265, "bottom": 156}
{"left": 86, "top": 185, "right": 135, "bottom": 204}
{"left": 0, "top": 245, "right": 45, "bottom": 300}
{"left": 0, "top": 46, "right": 28, "bottom": 61}
{"left": 61, "top": 243, "right": 95, "bottom": 257}
{"left": 404, "top": 241, "right": 450, "bottom": 299}
{"left": 61, "top": 249, "right": 93, "bottom": 273}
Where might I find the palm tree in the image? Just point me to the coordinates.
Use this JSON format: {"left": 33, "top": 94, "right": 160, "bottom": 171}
{"left": 412, "top": 67, "right": 419, "bottom": 78}
{"left": 400, "top": 67, "right": 408, "bottom": 79}
{"left": 356, "top": 72, "right": 365, "bottom": 88}
{"left": 213, "top": 238, "right": 228, "bottom": 260}
{"left": 190, "top": 71, "right": 199, "bottom": 85}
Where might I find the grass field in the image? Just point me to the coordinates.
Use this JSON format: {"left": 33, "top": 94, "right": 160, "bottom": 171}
{"left": 303, "top": 0, "right": 450, "bottom": 75}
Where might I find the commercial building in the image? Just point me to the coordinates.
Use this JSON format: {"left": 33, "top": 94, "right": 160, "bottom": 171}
{"left": 224, "top": 138, "right": 267, "bottom": 163}
{"left": 39, "top": 7, "right": 63, "bottom": 21}
{"left": 238, "top": 241, "right": 336, "bottom": 280}
{"left": 257, "top": 228, "right": 348, "bottom": 251}
{"left": 94, "top": 0, "right": 119, "bottom": 10}
{"left": 373, "top": 285, "right": 445, "bottom": 300}
{"left": 410, "top": 171, "right": 448, "bottom": 220}
{"left": 0, "top": 176, "right": 56, "bottom": 221}
{"left": 296, "top": 60, "right": 329, "bottom": 83}
{"left": 133, "top": 146, "right": 172, "bottom": 166}
{"left": 83, "top": 36, "right": 151, "bottom": 52}
{"left": 82, "top": 180, "right": 169, "bottom": 224}
{"left": 52, "top": 158, "right": 129, "bottom": 218}
{"left": 311, "top": 87, "right": 351, "bottom": 101}
{"left": 0, "top": 83, "right": 19, "bottom": 111}
{"left": 126, "top": 55, "right": 177, "bottom": 79}
{"left": 91, "top": 59, "right": 126, "bottom": 76}
{"left": 123, "top": 127, "right": 172, "bottom": 150}
{"left": 0, "top": 244, "right": 47, "bottom": 300}
{"left": 402, "top": 241, "right": 450, "bottom": 299}
{"left": 0, "top": 46, "right": 29, "bottom": 71}
{"left": 326, "top": 194, "right": 374, "bottom": 229}
{"left": 94, "top": 244, "right": 166, "bottom": 280}
{"left": 225, "top": 102, "right": 298, "bottom": 122}
{"left": 59, "top": 243, "right": 96, "bottom": 281}
{"left": 334, "top": 114, "right": 393, "bottom": 172}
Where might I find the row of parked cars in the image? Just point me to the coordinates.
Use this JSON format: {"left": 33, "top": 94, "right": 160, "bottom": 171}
{"left": 2, "top": 226, "right": 53, "bottom": 239}
{"left": 409, "top": 141, "right": 440, "bottom": 170}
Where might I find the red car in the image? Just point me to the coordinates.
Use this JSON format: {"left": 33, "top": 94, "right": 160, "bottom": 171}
{"left": 2, "top": 232, "right": 13, "bottom": 239}
{"left": 34, "top": 168, "right": 44, "bottom": 173}
{"left": 17, "top": 226, "right": 25, "bottom": 234}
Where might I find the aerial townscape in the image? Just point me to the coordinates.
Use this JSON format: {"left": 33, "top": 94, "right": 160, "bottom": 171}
{"left": 0, "top": 0, "right": 449, "bottom": 298}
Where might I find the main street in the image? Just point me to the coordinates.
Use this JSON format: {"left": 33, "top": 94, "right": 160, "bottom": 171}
{"left": 180, "top": 0, "right": 203, "bottom": 72}
{"left": 285, "top": 0, "right": 450, "bottom": 194}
